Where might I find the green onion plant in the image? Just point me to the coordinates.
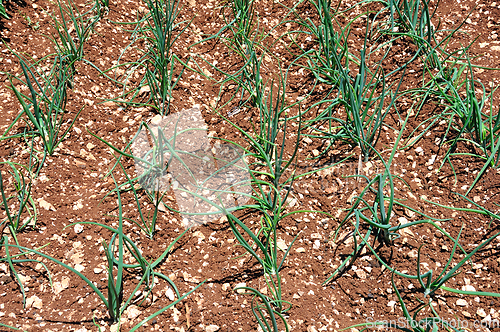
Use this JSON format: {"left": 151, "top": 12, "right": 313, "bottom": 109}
{"left": 47, "top": 0, "right": 100, "bottom": 76}
{"left": 0, "top": 162, "right": 37, "bottom": 237}
{"left": 234, "top": 286, "right": 289, "bottom": 332}
{"left": 4, "top": 55, "right": 82, "bottom": 160}
{"left": 141, "top": 0, "right": 186, "bottom": 114}
{"left": 2, "top": 175, "right": 202, "bottom": 324}
{"left": 0, "top": 0, "right": 7, "bottom": 19}
{"left": 299, "top": 0, "right": 353, "bottom": 86}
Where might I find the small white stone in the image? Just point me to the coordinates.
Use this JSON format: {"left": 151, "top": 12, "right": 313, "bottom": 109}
{"left": 235, "top": 283, "right": 246, "bottom": 294}
{"left": 477, "top": 308, "right": 487, "bottom": 318}
{"left": 74, "top": 224, "right": 84, "bottom": 234}
{"left": 26, "top": 295, "right": 43, "bottom": 309}
{"left": 74, "top": 328, "right": 88, "bottom": 332}
{"left": 456, "top": 299, "right": 468, "bottom": 307}
{"left": 74, "top": 264, "right": 85, "bottom": 272}
{"left": 206, "top": 325, "right": 220, "bottom": 332}
{"left": 462, "top": 285, "right": 476, "bottom": 292}
{"left": 126, "top": 305, "right": 141, "bottom": 319}
{"left": 165, "top": 287, "right": 175, "bottom": 301}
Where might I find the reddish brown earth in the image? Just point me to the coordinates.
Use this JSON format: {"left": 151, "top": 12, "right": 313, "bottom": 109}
{"left": 0, "top": 0, "right": 500, "bottom": 331}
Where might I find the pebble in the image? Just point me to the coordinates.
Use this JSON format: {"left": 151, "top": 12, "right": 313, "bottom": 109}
{"left": 407, "top": 250, "right": 418, "bottom": 258}
{"left": 126, "top": 305, "right": 141, "bottom": 319}
{"left": 74, "top": 264, "right": 85, "bottom": 272}
{"left": 286, "top": 197, "right": 297, "bottom": 207}
{"left": 165, "top": 287, "right": 175, "bottom": 301}
{"left": 355, "top": 270, "right": 367, "bottom": 279}
{"left": 26, "top": 295, "right": 42, "bottom": 309}
{"left": 462, "top": 285, "right": 476, "bottom": 292}
{"left": 456, "top": 299, "right": 468, "bottom": 307}
{"left": 74, "top": 328, "right": 88, "bottom": 332}
{"left": 235, "top": 283, "right": 246, "bottom": 294}
{"left": 405, "top": 209, "right": 416, "bottom": 218}
{"left": 192, "top": 231, "right": 205, "bottom": 243}
{"left": 477, "top": 308, "right": 487, "bottom": 318}
{"left": 295, "top": 247, "right": 306, "bottom": 253}
{"left": 74, "top": 224, "right": 84, "bottom": 234}
{"left": 206, "top": 325, "right": 220, "bottom": 332}
{"left": 277, "top": 238, "right": 288, "bottom": 251}
{"left": 39, "top": 198, "right": 56, "bottom": 211}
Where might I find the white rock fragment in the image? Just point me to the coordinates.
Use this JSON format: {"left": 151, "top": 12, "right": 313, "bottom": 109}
{"left": 355, "top": 270, "right": 367, "bottom": 279}
{"left": 206, "top": 325, "right": 220, "bottom": 332}
{"left": 74, "top": 224, "right": 84, "bottom": 234}
{"left": 277, "top": 238, "right": 287, "bottom": 251}
{"left": 477, "top": 308, "right": 487, "bottom": 318}
{"left": 462, "top": 285, "right": 476, "bottom": 292}
{"left": 235, "top": 283, "right": 246, "bottom": 294}
{"left": 39, "top": 198, "right": 56, "bottom": 211}
{"left": 74, "top": 264, "right": 85, "bottom": 272}
{"left": 456, "top": 299, "right": 468, "bottom": 307}
{"left": 126, "top": 305, "right": 141, "bottom": 319}
{"left": 53, "top": 277, "right": 70, "bottom": 295}
{"left": 286, "top": 197, "right": 297, "bottom": 207}
{"left": 165, "top": 287, "right": 175, "bottom": 301}
{"left": 26, "top": 295, "right": 43, "bottom": 309}
{"left": 75, "top": 328, "right": 88, "bottom": 332}
{"left": 193, "top": 231, "right": 205, "bottom": 244}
